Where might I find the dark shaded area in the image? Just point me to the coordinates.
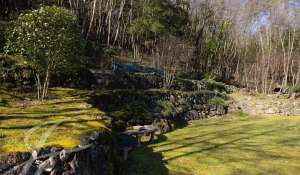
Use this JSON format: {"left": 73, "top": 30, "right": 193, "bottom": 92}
{"left": 0, "top": 98, "right": 8, "bottom": 107}
{"left": 90, "top": 90, "right": 193, "bottom": 132}
{"left": 0, "top": 152, "right": 31, "bottom": 173}
{"left": 123, "top": 145, "right": 169, "bottom": 175}
{"left": 117, "top": 133, "right": 138, "bottom": 148}
{"left": 120, "top": 135, "right": 168, "bottom": 175}
{"left": 51, "top": 67, "right": 97, "bottom": 89}
{"left": 112, "top": 63, "right": 163, "bottom": 74}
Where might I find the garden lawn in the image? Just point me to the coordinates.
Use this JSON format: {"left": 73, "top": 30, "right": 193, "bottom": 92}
{"left": 126, "top": 115, "right": 300, "bottom": 175}
{"left": 0, "top": 87, "right": 108, "bottom": 155}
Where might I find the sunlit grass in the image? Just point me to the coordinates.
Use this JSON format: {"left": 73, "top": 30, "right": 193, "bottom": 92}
{"left": 0, "top": 87, "right": 109, "bottom": 155}
{"left": 127, "top": 115, "right": 300, "bottom": 175}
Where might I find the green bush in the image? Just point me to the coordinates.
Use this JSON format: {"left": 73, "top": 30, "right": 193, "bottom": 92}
{"left": 0, "top": 53, "right": 34, "bottom": 86}
{"left": 4, "top": 6, "right": 84, "bottom": 99}
{"left": 0, "top": 21, "right": 6, "bottom": 51}
{"left": 208, "top": 97, "right": 226, "bottom": 106}
{"left": 290, "top": 85, "right": 300, "bottom": 94}
{"left": 202, "top": 78, "right": 227, "bottom": 93}
{"left": 157, "top": 100, "right": 175, "bottom": 117}
{"left": 112, "top": 120, "right": 127, "bottom": 132}
{"left": 110, "top": 100, "right": 152, "bottom": 130}
{"left": 0, "top": 98, "right": 9, "bottom": 107}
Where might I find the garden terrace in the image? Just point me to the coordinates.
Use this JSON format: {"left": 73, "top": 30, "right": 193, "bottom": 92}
{"left": 0, "top": 87, "right": 109, "bottom": 155}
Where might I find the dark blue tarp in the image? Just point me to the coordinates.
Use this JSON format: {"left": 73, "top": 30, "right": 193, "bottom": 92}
{"left": 112, "top": 63, "right": 163, "bottom": 74}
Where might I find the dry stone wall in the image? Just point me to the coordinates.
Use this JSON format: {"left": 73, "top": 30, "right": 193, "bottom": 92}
{"left": 0, "top": 132, "right": 115, "bottom": 175}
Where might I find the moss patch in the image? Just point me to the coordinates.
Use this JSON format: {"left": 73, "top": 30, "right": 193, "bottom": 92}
{"left": 0, "top": 87, "right": 109, "bottom": 155}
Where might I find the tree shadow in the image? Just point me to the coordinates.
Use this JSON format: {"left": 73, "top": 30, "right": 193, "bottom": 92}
{"left": 151, "top": 123, "right": 255, "bottom": 148}
{"left": 163, "top": 123, "right": 299, "bottom": 162}
{"left": 0, "top": 119, "right": 100, "bottom": 130}
{"left": 0, "top": 110, "right": 97, "bottom": 121}
{"left": 134, "top": 121, "right": 300, "bottom": 174}
{"left": 123, "top": 143, "right": 169, "bottom": 175}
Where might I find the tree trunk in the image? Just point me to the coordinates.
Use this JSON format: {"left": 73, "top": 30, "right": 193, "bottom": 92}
{"left": 41, "top": 67, "right": 50, "bottom": 101}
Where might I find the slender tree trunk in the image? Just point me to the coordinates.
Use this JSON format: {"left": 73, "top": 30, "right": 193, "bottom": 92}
{"left": 35, "top": 73, "right": 41, "bottom": 100}
{"left": 86, "top": 0, "right": 97, "bottom": 39}
{"left": 41, "top": 66, "right": 50, "bottom": 101}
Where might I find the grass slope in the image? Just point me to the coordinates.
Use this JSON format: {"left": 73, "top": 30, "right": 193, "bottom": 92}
{"left": 126, "top": 115, "right": 300, "bottom": 175}
{"left": 0, "top": 87, "right": 108, "bottom": 155}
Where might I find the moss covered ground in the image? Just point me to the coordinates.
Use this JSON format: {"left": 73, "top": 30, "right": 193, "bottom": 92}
{"left": 0, "top": 87, "right": 108, "bottom": 155}
{"left": 126, "top": 114, "right": 300, "bottom": 175}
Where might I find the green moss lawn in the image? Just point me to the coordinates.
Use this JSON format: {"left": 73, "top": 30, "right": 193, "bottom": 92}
{"left": 126, "top": 115, "right": 300, "bottom": 175}
{"left": 0, "top": 87, "right": 108, "bottom": 155}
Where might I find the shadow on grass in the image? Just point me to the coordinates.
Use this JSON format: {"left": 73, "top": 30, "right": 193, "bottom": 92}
{"left": 124, "top": 136, "right": 169, "bottom": 175}
{"left": 0, "top": 110, "right": 91, "bottom": 120}
{"left": 163, "top": 123, "right": 298, "bottom": 161}
{"left": 0, "top": 119, "right": 100, "bottom": 130}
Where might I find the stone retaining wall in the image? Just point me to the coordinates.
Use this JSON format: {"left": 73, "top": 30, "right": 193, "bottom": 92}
{"left": 0, "top": 131, "right": 116, "bottom": 175}
{"left": 90, "top": 70, "right": 212, "bottom": 91}
{"left": 92, "top": 90, "right": 228, "bottom": 133}
{"left": 231, "top": 91, "right": 300, "bottom": 116}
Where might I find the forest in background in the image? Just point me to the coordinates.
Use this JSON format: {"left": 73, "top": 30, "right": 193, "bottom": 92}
{"left": 0, "top": 0, "right": 299, "bottom": 94}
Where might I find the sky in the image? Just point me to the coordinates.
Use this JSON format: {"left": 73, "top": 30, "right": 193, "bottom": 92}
{"left": 189, "top": 0, "right": 299, "bottom": 34}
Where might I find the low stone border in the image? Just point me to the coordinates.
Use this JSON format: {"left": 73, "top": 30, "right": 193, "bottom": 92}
{"left": 0, "top": 131, "right": 112, "bottom": 175}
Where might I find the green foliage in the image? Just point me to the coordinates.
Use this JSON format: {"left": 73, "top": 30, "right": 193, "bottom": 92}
{"left": 190, "top": 4, "right": 237, "bottom": 81}
{"left": 0, "top": 21, "right": 6, "bottom": 51}
{"left": 290, "top": 84, "right": 300, "bottom": 94}
{"left": 157, "top": 100, "right": 175, "bottom": 117}
{"left": 112, "top": 120, "right": 127, "bottom": 132}
{"left": 0, "top": 98, "right": 9, "bottom": 107}
{"left": 4, "top": 6, "right": 84, "bottom": 74}
{"left": 130, "top": 0, "right": 188, "bottom": 43}
{"left": 201, "top": 78, "right": 227, "bottom": 93}
{"left": 0, "top": 53, "right": 34, "bottom": 86}
{"left": 208, "top": 96, "right": 225, "bottom": 106}
{"left": 110, "top": 100, "right": 152, "bottom": 131}
{"left": 111, "top": 101, "right": 150, "bottom": 120}
{"left": 84, "top": 40, "right": 102, "bottom": 57}
{"left": 102, "top": 47, "right": 118, "bottom": 58}
{"left": 235, "top": 109, "right": 248, "bottom": 118}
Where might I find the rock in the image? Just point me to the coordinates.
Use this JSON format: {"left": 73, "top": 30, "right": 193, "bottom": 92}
{"left": 185, "top": 110, "right": 199, "bottom": 120}
{"left": 1, "top": 130, "right": 113, "bottom": 175}
{"left": 50, "top": 167, "right": 62, "bottom": 175}
{"left": 49, "top": 156, "right": 59, "bottom": 167}
{"left": 32, "top": 147, "right": 51, "bottom": 160}
{"left": 59, "top": 150, "right": 69, "bottom": 162}
{"left": 37, "top": 158, "right": 52, "bottom": 172}
{"left": 80, "top": 136, "right": 91, "bottom": 146}
{"left": 177, "top": 98, "right": 187, "bottom": 105}
{"left": 24, "top": 97, "right": 31, "bottom": 101}
{"left": 153, "top": 119, "right": 173, "bottom": 133}
{"left": 291, "top": 93, "right": 300, "bottom": 99}
{"left": 169, "top": 95, "right": 175, "bottom": 103}
{"left": 0, "top": 152, "right": 31, "bottom": 172}
{"left": 192, "top": 104, "right": 202, "bottom": 110}
{"left": 265, "top": 108, "right": 277, "bottom": 114}
{"left": 51, "top": 146, "right": 63, "bottom": 153}
{"left": 89, "top": 131, "right": 99, "bottom": 142}
{"left": 80, "top": 103, "right": 93, "bottom": 109}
